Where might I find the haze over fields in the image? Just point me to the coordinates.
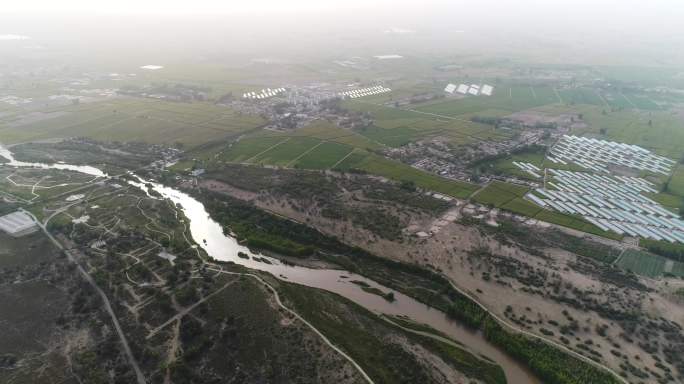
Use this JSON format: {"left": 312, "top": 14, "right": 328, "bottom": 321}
{"left": 2, "top": 0, "right": 684, "bottom": 65}
{"left": 2, "top": 2, "right": 684, "bottom": 384}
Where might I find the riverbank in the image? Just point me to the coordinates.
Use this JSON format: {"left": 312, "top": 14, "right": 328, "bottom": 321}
{"left": 0, "top": 144, "right": 626, "bottom": 384}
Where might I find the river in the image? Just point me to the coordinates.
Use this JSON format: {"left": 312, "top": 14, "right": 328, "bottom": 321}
{"left": 0, "top": 144, "right": 540, "bottom": 384}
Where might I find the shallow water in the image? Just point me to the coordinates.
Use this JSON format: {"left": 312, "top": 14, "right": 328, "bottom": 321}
{"left": 0, "top": 145, "right": 106, "bottom": 177}
{"left": 0, "top": 145, "right": 540, "bottom": 384}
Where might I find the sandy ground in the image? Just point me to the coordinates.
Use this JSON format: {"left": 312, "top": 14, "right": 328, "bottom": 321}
{"left": 390, "top": 334, "right": 484, "bottom": 384}
{"left": 201, "top": 178, "right": 684, "bottom": 382}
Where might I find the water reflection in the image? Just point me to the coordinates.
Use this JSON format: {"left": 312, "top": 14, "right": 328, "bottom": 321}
{"left": 0, "top": 145, "right": 540, "bottom": 384}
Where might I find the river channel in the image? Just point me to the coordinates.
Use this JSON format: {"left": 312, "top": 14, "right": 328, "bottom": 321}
{"left": 0, "top": 144, "right": 540, "bottom": 384}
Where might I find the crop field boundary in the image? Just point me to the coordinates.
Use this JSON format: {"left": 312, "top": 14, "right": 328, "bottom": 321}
{"left": 285, "top": 140, "right": 325, "bottom": 167}
{"left": 552, "top": 88, "right": 563, "bottom": 104}
{"left": 244, "top": 138, "right": 291, "bottom": 163}
{"left": 330, "top": 148, "right": 358, "bottom": 169}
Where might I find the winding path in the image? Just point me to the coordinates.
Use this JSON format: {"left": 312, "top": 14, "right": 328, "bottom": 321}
{"left": 439, "top": 274, "right": 629, "bottom": 384}
{"left": 206, "top": 267, "right": 376, "bottom": 384}
{"left": 145, "top": 278, "right": 239, "bottom": 339}
{"left": 24, "top": 210, "right": 148, "bottom": 384}
{"left": 175, "top": 215, "right": 375, "bottom": 384}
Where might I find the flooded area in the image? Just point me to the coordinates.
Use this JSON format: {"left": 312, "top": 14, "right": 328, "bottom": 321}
{"left": 0, "top": 144, "right": 107, "bottom": 178}
{"left": 149, "top": 181, "right": 541, "bottom": 383}
{"left": 0, "top": 144, "right": 540, "bottom": 384}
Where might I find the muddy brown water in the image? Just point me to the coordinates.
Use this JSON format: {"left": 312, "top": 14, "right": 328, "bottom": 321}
{"left": 0, "top": 145, "right": 541, "bottom": 384}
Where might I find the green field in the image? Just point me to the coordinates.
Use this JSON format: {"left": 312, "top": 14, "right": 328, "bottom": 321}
{"left": 294, "top": 141, "right": 354, "bottom": 169}
{"left": 356, "top": 125, "right": 423, "bottom": 147}
{"left": 616, "top": 249, "right": 684, "bottom": 278}
{"left": 487, "top": 152, "right": 545, "bottom": 180}
{"left": 646, "top": 191, "right": 683, "bottom": 211}
{"left": 221, "top": 136, "right": 288, "bottom": 162}
{"left": 226, "top": 133, "right": 368, "bottom": 171}
{"left": 337, "top": 152, "right": 479, "bottom": 198}
{"left": 333, "top": 150, "right": 370, "bottom": 171}
{"left": 255, "top": 121, "right": 382, "bottom": 151}
{"left": 473, "top": 181, "right": 530, "bottom": 207}
{"left": 501, "top": 197, "right": 543, "bottom": 217}
{"left": 251, "top": 137, "right": 321, "bottom": 166}
{"left": 568, "top": 105, "right": 684, "bottom": 159}
{"left": 603, "top": 92, "right": 635, "bottom": 109}
{"left": 0, "top": 98, "right": 265, "bottom": 148}
{"left": 596, "top": 65, "right": 684, "bottom": 88}
{"left": 557, "top": 88, "right": 605, "bottom": 106}
{"left": 341, "top": 100, "right": 512, "bottom": 148}
{"left": 666, "top": 164, "right": 684, "bottom": 198}
{"left": 338, "top": 83, "right": 674, "bottom": 155}
{"left": 626, "top": 94, "right": 661, "bottom": 110}
{"left": 477, "top": 146, "right": 587, "bottom": 181}
{"left": 410, "top": 85, "right": 564, "bottom": 118}
{"left": 216, "top": 119, "right": 480, "bottom": 198}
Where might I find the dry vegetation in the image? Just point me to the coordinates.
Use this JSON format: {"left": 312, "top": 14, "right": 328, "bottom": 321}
{"left": 198, "top": 164, "right": 684, "bottom": 384}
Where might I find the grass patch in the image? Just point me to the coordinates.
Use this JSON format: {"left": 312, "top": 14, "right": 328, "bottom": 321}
{"left": 640, "top": 239, "right": 684, "bottom": 263}
{"left": 0, "top": 99, "right": 265, "bottom": 148}
{"left": 353, "top": 154, "right": 479, "bottom": 198}
{"left": 501, "top": 198, "right": 543, "bottom": 217}
{"left": 571, "top": 105, "right": 684, "bottom": 159}
{"left": 616, "top": 249, "right": 684, "bottom": 278}
{"left": 473, "top": 181, "right": 529, "bottom": 207}
{"left": 221, "top": 136, "right": 288, "bottom": 162}
{"left": 356, "top": 125, "right": 421, "bottom": 147}
{"left": 616, "top": 250, "right": 665, "bottom": 277}
{"left": 251, "top": 137, "right": 321, "bottom": 166}
{"left": 666, "top": 163, "right": 684, "bottom": 198}
{"left": 645, "top": 191, "right": 682, "bottom": 210}
{"left": 294, "top": 141, "right": 353, "bottom": 169}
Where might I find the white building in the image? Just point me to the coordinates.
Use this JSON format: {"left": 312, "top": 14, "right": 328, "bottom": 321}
{"left": 0, "top": 211, "right": 38, "bottom": 237}
{"left": 481, "top": 84, "right": 494, "bottom": 96}
{"left": 456, "top": 84, "right": 469, "bottom": 94}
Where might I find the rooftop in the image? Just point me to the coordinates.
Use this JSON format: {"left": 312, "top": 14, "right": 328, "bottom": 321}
{"left": 0, "top": 211, "right": 38, "bottom": 236}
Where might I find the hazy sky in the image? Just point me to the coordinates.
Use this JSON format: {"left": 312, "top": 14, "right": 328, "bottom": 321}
{"left": 4, "top": 0, "right": 393, "bottom": 14}
{"left": 2, "top": 0, "right": 683, "bottom": 67}
{"left": 1, "top": 0, "right": 682, "bottom": 17}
